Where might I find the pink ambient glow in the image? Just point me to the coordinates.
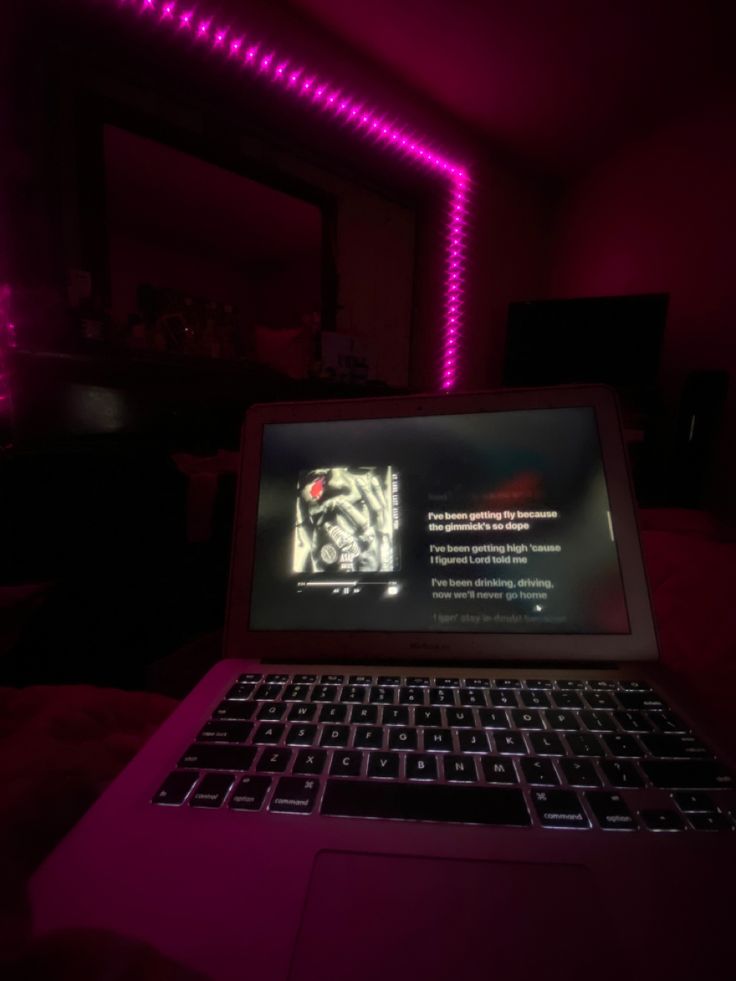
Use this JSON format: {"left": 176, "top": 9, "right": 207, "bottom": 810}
{"left": 114, "top": 0, "right": 470, "bottom": 390}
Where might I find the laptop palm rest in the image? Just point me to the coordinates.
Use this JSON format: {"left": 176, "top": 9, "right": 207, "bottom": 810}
{"left": 289, "top": 850, "right": 608, "bottom": 981}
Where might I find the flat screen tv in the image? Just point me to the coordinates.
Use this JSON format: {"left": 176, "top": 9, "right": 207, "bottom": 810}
{"left": 504, "top": 293, "right": 668, "bottom": 418}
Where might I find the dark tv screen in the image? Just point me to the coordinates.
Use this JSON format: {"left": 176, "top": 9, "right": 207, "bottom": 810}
{"left": 504, "top": 294, "right": 668, "bottom": 404}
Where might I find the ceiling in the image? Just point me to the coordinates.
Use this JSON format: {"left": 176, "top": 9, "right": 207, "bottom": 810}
{"left": 285, "top": 0, "right": 735, "bottom": 178}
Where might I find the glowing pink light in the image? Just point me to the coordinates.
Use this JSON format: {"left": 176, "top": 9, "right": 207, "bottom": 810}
{"left": 111, "top": 0, "right": 471, "bottom": 391}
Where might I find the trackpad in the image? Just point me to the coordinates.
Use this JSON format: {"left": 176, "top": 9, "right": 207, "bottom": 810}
{"left": 289, "top": 851, "right": 603, "bottom": 981}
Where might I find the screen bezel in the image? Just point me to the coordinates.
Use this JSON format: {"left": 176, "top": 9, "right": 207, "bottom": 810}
{"left": 224, "top": 385, "right": 658, "bottom": 664}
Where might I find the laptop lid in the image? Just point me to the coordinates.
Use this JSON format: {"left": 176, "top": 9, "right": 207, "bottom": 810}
{"left": 224, "top": 385, "right": 657, "bottom": 665}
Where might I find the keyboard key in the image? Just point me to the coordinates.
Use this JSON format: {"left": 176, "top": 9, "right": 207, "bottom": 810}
{"left": 639, "top": 809, "right": 685, "bottom": 831}
{"left": 352, "top": 705, "right": 379, "bottom": 725}
{"left": 444, "top": 756, "right": 477, "bottom": 782}
{"left": 282, "top": 684, "right": 310, "bottom": 701}
{"left": 321, "top": 781, "right": 531, "bottom": 826}
{"left": 478, "top": 709, "right": 508, "bottom": 729}
{"left": 616, "top": 691, "right": 666, "bottom": 711}
{"left": 511, "top": 709, "right": 544, "bottom": 730}
{"left": 179, "top": 744, "right": 256, "bottom": 771}
{"left": 255, "top": 684, "right": 283, "bottom": 700}
{"left": 253, "top": 724, "right": 285, "bottom": 744}
{"left": 490, "top": 691, "right": 518, "bottom": 708}
{"left": 532, "top": 789, "right": 590, "bottom": 829}
{"left": 672, "top": 792, "right": 718, "bottom": 814}
{"left": 639, "top": 734, "right": 711, "bottom": 759}
{"left": 321, "top": 674, "right": 344, "bottom": 685}
{"left": 580, "top": 711, "right": 616, "bottom": 732}
{"left": 383, "top": 707, "right": 410, "bottom": 726}
{"left": 270, "top": 777, "right": 319, "bottom": 814}
{"left": 619, "top": 680, "right": 652, "bottom": 691}
{"left": 319, "top": 704, "right": 347, "bottom": 723}
{"left": 496, "top": 679, "right": 522, "bottom": 689}
{"left": 330, "top": 751, "right": 363, "bottom": 777}
{"left": 225, "top": 683, "right": 255, "bottom": 700}
{"left": 586, "top": 791, "right": 637, "bottom": 830}
{"left": 189, "top": 773, "right": 234, "bottom": 808}
{"left": 406, "top": 677, "right": 430, "bottom": 687}
{"left": 406, "top": 754, "right": 439, "bottom": 781}
{"left": 465, "top": 678, "right": 491, "bottom": 688}
{"left": 285, "top": 725, "right": 318, "bottom": 746}
{"left": 229, "top": 775, "right": 271, "bottom": 811}
{"left": 287, "top": 703, "right": 317, "bottom": 722}
{"left": 588, "top": 680, "right": 617, "bottom": 691}
{"left": 436, "top": 677, "right": 461, "bottom": 688}
{"left": 687, "top": 813, "right": 733, "bottom": 831}
{"left": 265, "top": 674, "right": 289, "bottom": 683}
{"left": 525, "top": 679, "right": 554, "bottom": 690}
{"left": 494, "top": 730, "right": 526, "bottom": 755}
{"left": 560, "top": 759, "right": 600, "bottom": 787}
{"left": 601, "top": 734, "right": 642, "bottom": 758}
{"left": 423, "top": 728, "right": 453, "bottom": 752}
{"left": 349, "top": 675, "right": 373, "bottom": 685}
{"left": 293, "top": 749, "right": 327, "bottom": 775}
{"left": 377, "top": 675, "right": 401, "bottom": 686}
{"left": 212, "top": 700, "right": 256, "bottom": 721}
{"left": 459, "top": 689, "right": 487, "bottom": 707}
{"left": 552, "top": 691, "right": 583, "bottom": 709}
{"left": 481, "top": 757, "right": 518, "bottom": 784}
{"left": 556, "top": 680, "right": 585, "bottom": 690}
{"left": 367, "top": 752, "right": 400, "bottom": 779}
{"left": 545, "top": 711, "right": 580, "bottom": 731}
{"left": 256, "top": 748, "right": 292, "bottom": 772}
{"left": 529, "top": 732, "right": 565, "bottom": 756}
{"left": 354, "top": 726, "right": 383, "bottom": 749}
{"left": 429, "top": 687, "right": 455, "bottom": 705}
{"left": 257, "top": 702, "right": 287, "bottom": 721}
{"left": 238, "top": 673, "right": 262, "bottom": 683}
{"left": 520, "top": 690, "right": 551, "bottom": 709}
{"left": 584, "top": 692, "right": 617, "bottom": 710}
{"left": 521, "top": 758, "right": 559, "bottom": 786}
{"left": 388, "top": 728, "right": 418, "bottom": 751}
{"left": 369, "top": 686, "right": 395, "bottom": 704}
{"left": 341, "top": 686, "right": 368, "bottom": 703}
{"left": 416, "top": 707, "right": 442, "bottom": 727}
{"left": 600, "top": 760, "right": 644, "bottom": 788}
{"left": 649, "top": 711, "right": 688, "bottom": 734}
{"left": 458, "top": 730, "right": 491, "bottom": 753}
{"left": 566, "top": 733, "right": 603, "bottom": 757}
{"left": 399, "top": 687, "right": 424, "bottom": 705}
{"left": 294, "top": 674, "right": 317, "bottom": 683}
{"left": 641, "top": 760, "right": 734, "bottom": 789}
{"left": 320, "top": 726, "right": 350, "bottom": 747}
{"left": 613, "top": 711, "right": 652, "bottom": 733}
{"left": 152, "top": 770, "right": 199, "bottom": 805}
{"left": 311, "top": 685, "right": 337, "bottom": 702}
{"left": 446, "top": 708, "right": 475, "bottom": 728}
{"left": 198, "top": 721, "right": 252, "bottom": 743}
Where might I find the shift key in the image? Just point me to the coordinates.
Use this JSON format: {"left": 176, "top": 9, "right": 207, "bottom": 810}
{"left": 179, "top": 744, "right": 256, "bottom": 771}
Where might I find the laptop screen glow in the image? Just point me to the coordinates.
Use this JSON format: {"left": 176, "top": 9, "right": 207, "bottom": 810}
{"left": 249, "top": 407, "right": 629, "bottom": 635}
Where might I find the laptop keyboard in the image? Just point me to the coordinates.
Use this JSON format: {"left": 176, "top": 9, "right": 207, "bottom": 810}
{"left": 153, "top": 674, "right": 735, "bottom": 831}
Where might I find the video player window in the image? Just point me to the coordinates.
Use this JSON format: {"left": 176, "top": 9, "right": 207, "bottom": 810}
{"left": 249, "top": 407, "right": 629, "bottom": 634}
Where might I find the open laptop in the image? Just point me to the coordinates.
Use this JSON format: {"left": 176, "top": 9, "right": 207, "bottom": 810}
{"left": 30, "top": 386, "right": 735, "bottom": 981}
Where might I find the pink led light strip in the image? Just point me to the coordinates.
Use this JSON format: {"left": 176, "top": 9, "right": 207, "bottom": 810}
{"left": 115, "top": 0, "right": 470, "bottom": 390}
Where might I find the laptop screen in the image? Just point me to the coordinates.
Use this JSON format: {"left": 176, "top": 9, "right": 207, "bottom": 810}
{"left": 249, "top": 406, "right": 629, "bottom": 635}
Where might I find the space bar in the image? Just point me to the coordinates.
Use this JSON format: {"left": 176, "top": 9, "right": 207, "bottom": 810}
{"left": 321, "top": 780, "right": 531, "bottom": 826}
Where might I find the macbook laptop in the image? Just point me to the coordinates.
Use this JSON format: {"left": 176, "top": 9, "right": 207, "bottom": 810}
{"left": 30, "top": 386, "right": 735, "bottom": 981}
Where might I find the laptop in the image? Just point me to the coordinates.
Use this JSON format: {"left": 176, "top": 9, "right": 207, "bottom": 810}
{"left": 30, "top": 386, "right": 735, "bottom": 981}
